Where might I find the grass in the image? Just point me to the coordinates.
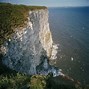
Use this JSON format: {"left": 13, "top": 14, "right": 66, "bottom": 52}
{"left": 0, "top": 73, "right": 84, "bottom": 89}
{"left": 0, "top": 2, "right": 47, "bottom": 45}
{"left": 0, "top": 73, "right": 31, "bottom": 89}
{"left": 30, "top": 75, "right": 46, "bottom": 89}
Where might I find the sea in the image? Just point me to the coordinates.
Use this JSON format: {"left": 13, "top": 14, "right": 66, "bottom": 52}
{"left": 49, "top": 7, "right": 89, "bottom": 84}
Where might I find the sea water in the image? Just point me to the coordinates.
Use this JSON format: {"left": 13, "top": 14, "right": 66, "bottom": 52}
{"left": 49, "top": 7, "right": 89, "bottom": 84}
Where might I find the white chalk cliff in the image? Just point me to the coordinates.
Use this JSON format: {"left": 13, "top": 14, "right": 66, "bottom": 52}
{"left": 1, "top": 9, "right": 60, "bottom": 75}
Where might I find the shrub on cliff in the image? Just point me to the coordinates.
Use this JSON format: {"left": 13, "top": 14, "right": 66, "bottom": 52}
{"left": 0, "top": 73, "right": 31, "bottom": 89}
{"left": 30, "top": 75, "right": 46, "bottom": 89}
{"left": 0, "top": 74, "right": 47, "bottom": 89}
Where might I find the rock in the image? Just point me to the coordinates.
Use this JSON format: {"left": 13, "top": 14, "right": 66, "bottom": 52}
{"left": 36, "top": 55, "right": 63, "bottom": 77}
{"left": 1, "top": 9, "right": 58, "bottom": 75}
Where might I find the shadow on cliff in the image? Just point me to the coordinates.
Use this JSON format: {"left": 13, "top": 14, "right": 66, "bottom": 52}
{"left": 0, "top": 54, "right": 17, "bottom": 76}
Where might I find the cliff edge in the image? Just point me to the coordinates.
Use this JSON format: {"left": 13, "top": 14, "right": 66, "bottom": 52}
{"left": 0, "top": 3, "right": 58, "bottom": 75}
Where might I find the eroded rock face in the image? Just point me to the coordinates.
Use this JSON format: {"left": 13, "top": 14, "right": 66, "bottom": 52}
{"left": 1, "top": 9, "right": 58, "bottom": 75}
{"left": 36, "top": 55, "right": 63, "bottom": 77}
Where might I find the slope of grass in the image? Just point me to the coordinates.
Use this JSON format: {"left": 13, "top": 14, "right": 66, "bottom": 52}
{"left": 0, "top": 73, "right": 84, "bottom": 89}
{"left": 0, "top": 3, "right": 47, "bottom": 45}
{"left": 0, "top": 74, "right": 46, "bottom": 89}
{"left": 0, "top": 73, "right": 31, "bottom": 89}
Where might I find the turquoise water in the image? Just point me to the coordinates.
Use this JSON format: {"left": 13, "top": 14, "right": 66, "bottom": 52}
{"left": 49, "top": 7, "right": 89, "bottom": 84}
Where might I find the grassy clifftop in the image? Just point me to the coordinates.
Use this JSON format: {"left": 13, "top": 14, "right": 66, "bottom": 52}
{"left": 0, "top": 3, "right": 47, "bottom": 45}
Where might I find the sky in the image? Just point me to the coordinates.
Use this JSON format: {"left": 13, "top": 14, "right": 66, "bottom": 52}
{"left": 0, "top": 0, "right": 89, "bottom": 7}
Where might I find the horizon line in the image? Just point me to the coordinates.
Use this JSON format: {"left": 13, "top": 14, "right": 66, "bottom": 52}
{"left": 0, "top": 2, "right": 89, "bottom": 8}
{"left": 48, "top": 5, "right": 89, "bottom": 8}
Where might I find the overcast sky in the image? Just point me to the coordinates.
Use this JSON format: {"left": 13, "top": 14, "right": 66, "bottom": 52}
{"left": 0, "top": 0, "right": 89, "bottom": 7}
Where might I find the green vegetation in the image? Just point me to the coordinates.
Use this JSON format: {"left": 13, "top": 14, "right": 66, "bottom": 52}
{"left": 0, "top": 74, "right": 46, "bottom": 89}
{"left": 0, "top": 73, "right": 84, "bottom": 89}
{"left": 0, "top": 2, "right": 47, "bottom": 45}
{"left": 0, "top": 73, "right": 30, "bottom": 89}
{"left": 30, "top": 75, "right": 46, "bottom": 89}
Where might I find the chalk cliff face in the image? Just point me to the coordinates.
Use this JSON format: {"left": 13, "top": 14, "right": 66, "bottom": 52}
{"left": 1, "top": 9, "right": 58, "bottom": 75}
